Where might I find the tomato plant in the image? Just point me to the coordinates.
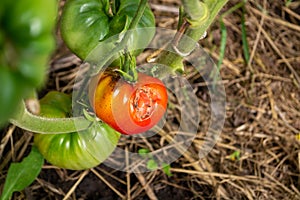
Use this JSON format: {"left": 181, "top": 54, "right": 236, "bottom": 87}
{"left": 34, "top": 91, "right": 120, "bottom": 170}
{"left": 60, "top": 0, "right": 155, "bottom": 61}
{"left": 2, "top": 0, "right": 228, "bottom": 197}
{"left": 89, "top": 69, "right": 168, "bottom": 135}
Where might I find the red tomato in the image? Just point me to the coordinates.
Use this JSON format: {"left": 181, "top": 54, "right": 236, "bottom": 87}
{"left": 89, "top": 69, "right": 168, "bottom": 135}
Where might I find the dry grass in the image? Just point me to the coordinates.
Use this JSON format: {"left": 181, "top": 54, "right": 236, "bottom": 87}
{"left": 1, "top": 0, "right": 300, "bottom": 199}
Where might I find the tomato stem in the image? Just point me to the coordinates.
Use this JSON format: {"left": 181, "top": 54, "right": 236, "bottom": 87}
{"left": 10, "top": 101, "right": 91, "bottom": 134}
{"left": 111, "top": 0, "right": 117, "bottom": 15}
{"left": 182, "top": 0, "right": 209, "bottom": 26}
{"left": 114, "top": 69, "right": 134, "bottom": 82}
{"left": 119, "top": 51, "right": 138, "bottom": 83}
{"left": 155, "top": 0, "right": 228, "bottom": 74}
{"left": 89, "top": 0, "right": 148, "bottom": 76}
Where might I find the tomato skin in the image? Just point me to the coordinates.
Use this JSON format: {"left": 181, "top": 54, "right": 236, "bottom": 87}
{"left": 89, "top": 70, "right": 168, "bottom": 135}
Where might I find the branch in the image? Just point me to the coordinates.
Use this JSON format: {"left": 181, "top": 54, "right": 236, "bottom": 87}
{"left": 10, "top": 101, "right": 91, "bottom": 134}
{"left": 156, "top": 0, "right": 228, "bottom": 72}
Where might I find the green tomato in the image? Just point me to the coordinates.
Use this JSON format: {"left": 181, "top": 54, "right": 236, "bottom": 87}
{"left": 34, "top": 91, "right": 120, "bottom": 170}
{"left": 2, "top": 0, "right": 57, "bottom": 86}
{"left": 0, "top": 0, "right": 57, "bottom": 127}
{"left": 0, "top": 67, "right": 28, "bottom": 127}
{"left": 3, "top": 0, "right": 57, "bottom": 44}
{"left": 60, "top": 0, "right": 155, "bottom": 61}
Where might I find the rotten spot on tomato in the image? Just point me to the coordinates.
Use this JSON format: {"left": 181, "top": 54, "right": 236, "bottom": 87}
{"left": 131, "top": 86, "right": 160, "bottom": 122}
{"left": 89, "top": 70, "right": 168, "bottom": 135}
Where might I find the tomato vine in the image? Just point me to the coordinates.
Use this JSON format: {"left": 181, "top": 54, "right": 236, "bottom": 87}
{"left": 5, "top": 0, "right": 229, "bottom": 161}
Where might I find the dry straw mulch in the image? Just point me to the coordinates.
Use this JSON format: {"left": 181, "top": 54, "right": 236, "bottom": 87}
{"left": 1, "top": 0, "right": 300, "bottom": 199}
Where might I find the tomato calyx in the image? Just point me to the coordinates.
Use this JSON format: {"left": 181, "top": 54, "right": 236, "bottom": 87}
{"left": 115, "top": 51, "right": 138, "bottom": 83}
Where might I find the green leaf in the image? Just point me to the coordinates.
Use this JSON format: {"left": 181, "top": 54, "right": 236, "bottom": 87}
{"left": 241, "top": 4, "right": 250, "bottom": 64}
{"left": 0, "top": 147, "right": 44, "bottom": 200}
{"left": 146, "top": 159, "right": 158, "bottom": 170}
{"left": 138, "top": 148, "right": 150, "bottom": 158}
{"left": 229, "top": 150, "right": 241, "bottom": 161}
{"left": 217, "top": 1, "right": 244, "bottom": 72}
{"left": 217, "top": 19, "right": 227, "bottom": 71}
{"left": 162, "top": 163, "right": 173, "bottom": 177}
{"left": 285, "top": 0, "right": 293, "bottom": 6}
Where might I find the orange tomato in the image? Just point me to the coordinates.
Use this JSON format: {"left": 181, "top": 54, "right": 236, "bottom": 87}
{"left": 89, "top": 70, "right": 168, "bottom": 135}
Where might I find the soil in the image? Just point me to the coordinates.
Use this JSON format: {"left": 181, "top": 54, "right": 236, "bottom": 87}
{"left": 1, "top": 0, "right": 300, "bottom": 199}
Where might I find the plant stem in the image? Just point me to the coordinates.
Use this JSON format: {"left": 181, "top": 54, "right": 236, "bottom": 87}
{"left": 182, "top": 0, "right": 209, "bottom": 26}
{"left": 10, "top": 102, "right": 91, "bottom": 134}
{"left": 156, "top": 0, "right": 228, "bottom": 72}
{"left": 112, "top": 0, "right": 117, "bottom": 15}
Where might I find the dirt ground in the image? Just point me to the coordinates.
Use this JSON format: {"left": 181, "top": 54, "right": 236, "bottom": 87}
{"left": 1, "top": 0, "right": 300, "bottom": 199}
